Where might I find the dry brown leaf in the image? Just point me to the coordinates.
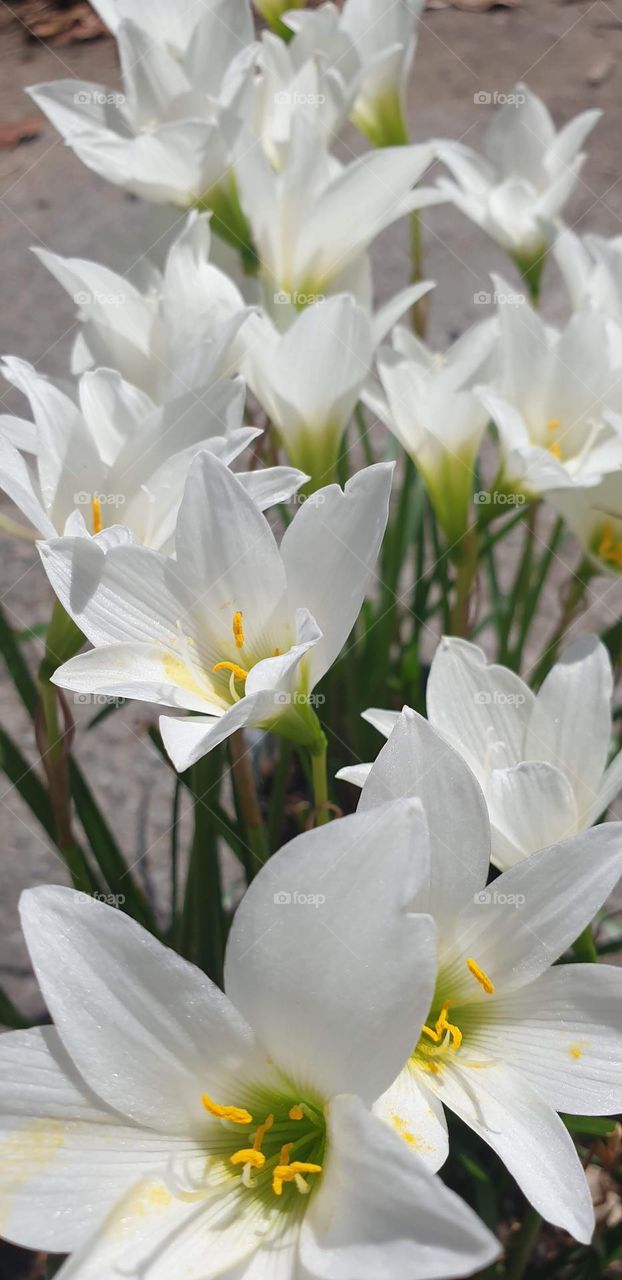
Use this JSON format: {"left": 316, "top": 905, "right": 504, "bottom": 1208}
{"left": 14, "top": 1, "right": 107, "bottom": 44}
{"left": 0, "top": 117, "right": 44, "bottom": 148}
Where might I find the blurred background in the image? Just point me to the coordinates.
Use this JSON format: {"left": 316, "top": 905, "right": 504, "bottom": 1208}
{"left": 1, "top": 4, "right": 622, "bottom": 1270}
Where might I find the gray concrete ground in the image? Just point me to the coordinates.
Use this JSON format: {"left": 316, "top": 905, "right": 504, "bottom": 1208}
{"left": 2, "top": 0, "right": 622, "bottom": 1016}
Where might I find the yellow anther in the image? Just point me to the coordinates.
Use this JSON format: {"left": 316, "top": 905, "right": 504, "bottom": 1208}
{"left": 289, "top": 1104, "right": 304, "bottom": 1121}
{"left": 466, "top": 958, "right": 495, "bottom": 995}
{"left": 274, "top": 647, "right": 281, "bottom": 657}
{"left": 201, "top": 1093, "right": 253, "bottom": 1125}
{"left": 91, "top": 496, "right": 102, "bottom": 534}
{"left": 230, "top": 1148, "right": 265, "bottom": 1169}
{"left": 212, "top": 661, "right": 248, "bottom": 682}
{"left": 548, "top": 442, "right": 562, "bottom": 459}
{"left": 253, "top": 1113, "right": 274, "bottom": 1151}
{"left": 233, "top": 611, "right": 244, "bottom": 649}
{"left": 272, "top": 1162, "right": 322, "bottom": 1196}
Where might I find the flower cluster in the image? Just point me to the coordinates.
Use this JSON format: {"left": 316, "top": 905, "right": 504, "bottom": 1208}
{"left": 1, "top": 1, "right": 622, "bottom": 1278}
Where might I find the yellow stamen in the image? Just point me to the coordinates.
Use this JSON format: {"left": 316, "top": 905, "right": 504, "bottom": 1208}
{"left": 466, "top": 958, "right": 495, "bottom": 995}
{"left": 253, "top": 1114, "right": 274, "bottom": 1151}
{"left": 91, "top": 496, "right": 102, "bottom": 534}
{"left": 279, "top": 1142, "right": 294, "bottom": 1165}
{"left": 421, "top": 1004, "right": 462, "bottom": 1050}
{"left": 272, "top": 1162, "right": 322, "bottom": 1196}
{"left": 597, "top": 522, "right": 622, "bottom": 568}
{"left": 233, "top": 611, "right": 244, "bottom": 649}
{"left": 549, "top": 442, "right": 562, "bottom": 459}
{"left": 230, "top": 1148, "right": 265, "bottom": 1169}
{"left": 212, "top": 661, "right": 248, "bottom": 682}
{"left": 274, "top": 647, "right": 281, "bottom": 657}
{"left": 201, "top": 1093, "right": 252, "bottom": 1125}
{"left": 289, "top": 1104, "right": 304, "bottom": 1121}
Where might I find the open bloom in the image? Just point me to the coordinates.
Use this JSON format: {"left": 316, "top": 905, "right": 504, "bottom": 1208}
{"left": 253, "top": 24, "right": 356, "bottom": 164}
{"left": 548, "top": 470, "right": 622, "bottom": 576}
{"left": 363, "top": 313, "right": 497, "bottom": 543}
{"left": 40, "top": 452, "right": 393, "bottom": 769}
{"left": 28, "top": 3, "right": 255, "bottom": 218}
{"left": 437, "top": 85, "right": 600, "bottom": 269}
{"left": 475, "top": 281, "right": 622, "bottom": 500}
{"left": 234, "top": 113, "right": 439, "bottom": 309}
{"left": 339, "top": 634, "right": 622, "bottom": 868}
{"left": 355, "top": 708, "right": 622, "bottom": 1241}
{"left": 0, "top": 808, "right": 500, "bottom": 1278}
{"left": 0, "top": 359, "right": 302, "bottom": 551}
{"left": 34, "top": 213, "right": 248, "bottom": 402}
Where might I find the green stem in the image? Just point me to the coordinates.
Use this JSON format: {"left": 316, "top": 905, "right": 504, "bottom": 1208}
{"left": 181, "top": 753, "right": 226, "bottom": 985}
{"left": 532, "top": 556, "right": 594, "bottom": 687}
{"left": 354, "top": 403, "right": 375, "bottom": 468}
{"left": 311, "top": 745, "right": 329, "bottom": 825}
{"left": 229, "top": 729, "right": 271, "bottom": 878}
{"left": 268, "top": 739, "right": 292, "bottom": 852}
{"left": 410, "top": 211, "right": 427, "bottom": 338}
{"left": 449, "top": 527, "right": 479, "bottom": 637}
{"left": 499, "top": 505, "right": 538, "bottom": 666}
{"left": 510, "top": 516, "right": 565, "bottom": 669}
{"left": 505, "top": 1207, "right": 542, "bottom": 1280}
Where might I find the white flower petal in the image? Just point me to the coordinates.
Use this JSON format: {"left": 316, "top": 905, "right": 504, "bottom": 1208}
{"left": 426, "top": 636, "right": 535, "bottom": 784}
{"left": 429, "top": 1062, "right": 594, "bottom": 1242}
{"left": 281, "top": 463, "right": 393, "bottom": 686}
{"left": 359, "top": 708, "right": 491, "bottom": 927}
{"left": 525, "top": 635, "right": 613, "bottom": 824}
{"left": 20, "top": 886, "right": 264, "bottom": 1135}
{"left": 52, "top": 642, "right": 219, "bottom": 713}
{"left": 301, "top": 1095, "right": 499, "bottom": 1280}
{"left": 486, "top": 761, "right": 579, "bottom": 869}
{"left": 478, "top": 963, "right": 622, "bottom": 1115}
{"left": 373, "top": 1066, "right": 449, "bottom": 1172}
{"left": 225, "top": 800, "right": 436, "bottom": 1104}
{"left": 335, "top": 762, "right": 372, "bottom": 788}
{"left": 0, "top": 1026, "right": 192, "bottom": 1253}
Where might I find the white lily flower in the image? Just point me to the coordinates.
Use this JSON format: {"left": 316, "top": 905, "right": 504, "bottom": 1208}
{"left": 437, "top": 85, "right": 600, "bottom": 274}
{"left": 241, "top": 295, "right": 375, "bottom": 485}
{"left": 547, "top": 469, "right": 622, "bottom": 576}
{"left": 34, "top": 213, "right": 249, "bottom": 402}
{"left": 39, "top": 452, "right": 393, "bottom": 769}
{"left": 0, "top": 810, "right": 500, "bottom": 1277}
{"left": 253, "top": 13, "right": 364, "bottom": 163}
{"left": 28, "top": 5, "right": 256, "bottom": 233}
{"left": 234, "top": 113, "right": 439, "bottom": 307}
{"left": 339, "top": 634, "right": 622, "bottom": 869}
{"left": 0, "top": 359, "right": 303, "bottom": 551}
{"left": 339, "top": 0, "right": 424, "bottom": 146}
{"left": 355, "top": 707, "right": 622, "bottom": 1241}
{"left": 475, "top": 280, "right": 622, "bottom": 500}
{"left": 363, "top": 314, "right": 498, "bottom": 542}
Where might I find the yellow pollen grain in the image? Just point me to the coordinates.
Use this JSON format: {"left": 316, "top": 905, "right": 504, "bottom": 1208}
{"left": 289, "top": 1105, "right": 304, "bottom": 1121}
{"left": 466, "top": 958, "right": 495, "bottom": 995}
{"left": 230, "top": 1148, "right": 266, "bottom": 1169}
{"left": 201, "top": 1093, "right": 252, "bottom": 1125}
{"left": 391, "top": 1114, "right": 433, "bottom": 1152}
{"left": 233, "top": 611, "right": 244, "bottom": 649}
{"left": 91, "top": 496, "right": 103, "bottom": 534}
{"left": 569, "top": 1044, "right": 582, "bottom": 1060}
{"left": 212, "top": 661, "right": 248, "bottom": 682}
{"left": 547, "top": 418, "right": 561, "bottom": 432}
{"left": 549, "top": 442, "right": 562, "bottom": 459}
